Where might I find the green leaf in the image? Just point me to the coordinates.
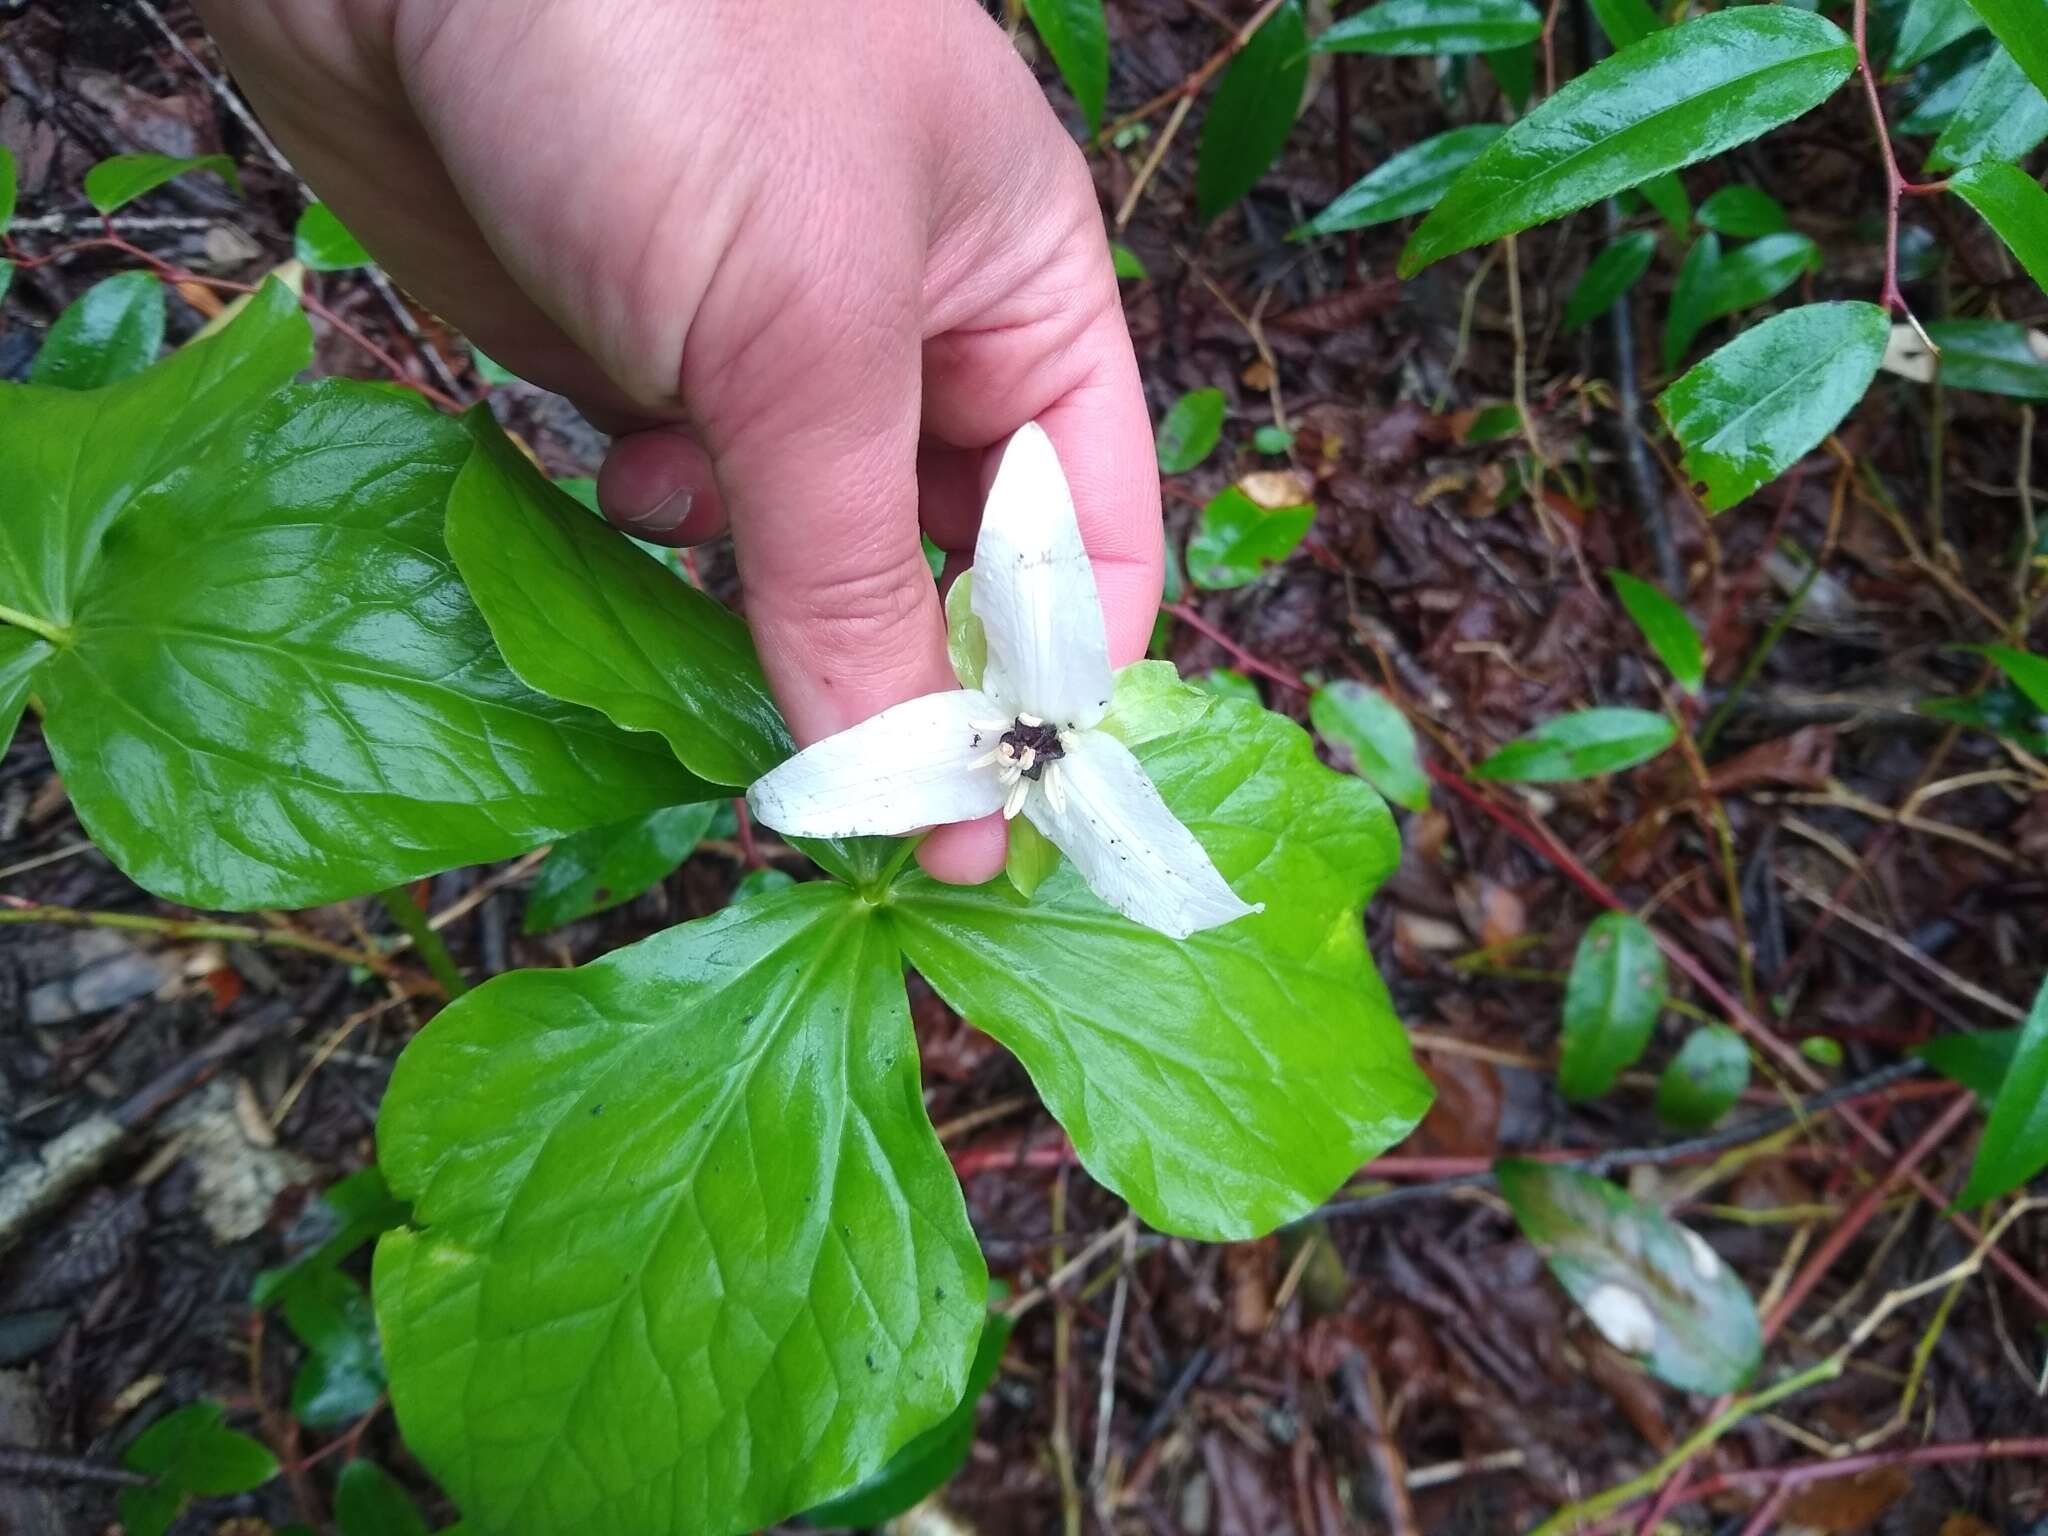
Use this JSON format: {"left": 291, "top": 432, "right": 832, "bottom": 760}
{"left": 374, "top": 884, "right": 985, "bottom": 1536}
{"left": 1655, "top": 1025, "right": 1751, "bottom": 1128}
{"left": 1465, "top": 402, "right": 1523, "bottom": 442}
{"left": 28, "top": 271, "right": 164, "bottom": 390}
{"left": 0, "top": 145, "right": 17, "bottom": 228}
{"left": 1697, "top": 184, "right": 1789, "bottom": 237}
{"left": 1895, "top": 0, "right": 1985, "bottom": 68}
{"left": 1292, "top": 125, "right": 1506, "bottom": 238}
{"left": 1800, "top": 1034, "right": 1844, "bottom": 1067}
{"left": 470, "top": 346, "right": 522, "bottom": 385}
{"left": 1564, "top": 229, "right": 1659, "bottom": 333}
{"left": 1915, "top": 319, "right": 2048, "bottom": 396}
{"left": 1921, "top": 685, "right": 2048, "bottom": 753}
{"left": 1096, "top": 658, "right": 1212, "bottom": 747}
{"left": 1400, "top": 9, "right": 1855, "bottom": 275}
{"left": 1663, "top": 232, "right": 1725, "bottom": 371}
{"left": 1926, "top": 46, "right": 2048, "bottom": 169}
{"left": 293, "top": 203, "right": 372, "bottom": 271}
{"left": 1195, "top": 667, "right": 1262, "bottom": 705}
{"left": 1558, "top": 912, "right": 1666, "bottom": 1100}
{"left": 1587, "top": 0, "right": 1662, "bottom": 50}
{"left": 1609, "top": 571, "right": 1704, "bottom": 692}
{"left": 1195, "top": 0, "right": 1309, "bottom": 222}
{"left": 83, "top": 152, "right": 239, "bottom": 213}
{"left": 252, "top": 1167, "right": 410, "bottom": 1306}
{"left": 336, "top": 1460, "right": 431, "bottom": 1536}
{"left": 1005, "top": 814, "right": 1063, "bottom": 899}
{"left": 1957, "top": 972, "right": 2048, "bottom": 1205}
{"left": 1895, "top": 35, "right": 1995, "bottom": 134}
{"left": 1638, "top": 169, "right": 1692, "bottom": 234}
{"left": 731, "top": 865, "right": 797, "bottom": 904}
{"left": 1950, "top": 160, "right": 2048, "bottom": 299}
{"left": 0, "top": 630, "right": 49, "bottom": 758}
{"left": 1974, "top": 644, "right": 2048, "bottom": 713}
{"left": 1497, "top": 1161, "right": 1762, "bottom": 1393}
{"left": 1913, "top": 1027, "right": 2020, "bottom": 1096}
{"left": 1186, "top": 485, "right": 1314, "bottom": 589}
{"left": 1315, "top": 0, "right": 1543, "bottom": 55}
{"left": 1962, "top": 0, "right": 2048, "bottom": 101}
{"left": 1474, "top": 706, "right": 1676, "bottom": 781}
{"left": 945, "top": 568, "right": 987, "bottom": 691}
{"left": 280, "top": 1267, "right": 385, "bottom": 1428}
{"left": 800, "top": 1309, "right": 1016, "bottom": 1528}
{"left": 1667, "top": 231, "right": 1823, "bottom": 369}
{"left": 1156, "top": 387, "right": 1228, "bottom": 473}
{"left": 116, "top": 1485, "right": 184, "bottom": 1536}
{"left": 523, "top": 803, "right": 718, "bottom": 933}
{"left": 1254, "top": 423, "right": 1294, "bottom": 453}
{"left": 123, "top": 1401, "right": 278, "bottom": 1495}
{"left": 1027, "top": 0, "right": 1109, "bottom": 132}
{"left": 890, "top": 697, "right": 1432, "bottom": 1240}
{"left": 1660, "top": 301, "right": 1890, "bottom": 511}
{"left": 1487, "top": 43, "right": 1537, "bottom": 111}
{"left": 1110, "top": 241, "right": 1149, "bottom": 279}
{"left": 444, "top": 412, "right": 792, "bottom": 786}
{"left": 1309, "top": 679, "right": 1429, "bottom": 812}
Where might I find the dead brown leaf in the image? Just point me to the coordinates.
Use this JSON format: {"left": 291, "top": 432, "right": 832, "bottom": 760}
{"left": 1781, "top": 1463, "right": 1913, "bottom": 1532}
{"left": 1706, "top": 727, "right": 1837, "bottom": 795}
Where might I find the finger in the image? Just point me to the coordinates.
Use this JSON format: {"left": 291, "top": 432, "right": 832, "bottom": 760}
{"left": 596, "top": 424, "right": 730, "bottom": 545}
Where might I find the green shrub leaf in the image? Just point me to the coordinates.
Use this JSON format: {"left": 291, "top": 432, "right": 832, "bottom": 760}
{"left": 1656, "top": 1025, "right": 1751, "bottom": 1128}
{"left": 1659, "top": 301, "right": 1889, "bottom": 511}
{"left": 1558, "top": 912, "right": 1666, "bottom": 1100}
{"left": 523, "top": 803, "right": 719, "bottom": 932}
{"left": 1908, "top": 319, "right": 2048, "bottom": 397}
{"left": 1400, "top": 9, "right": 1854, "bottom": 275}
{"left": 293, "top": 203, "right": 372, "bottom": 271}
{"left": 1893, "top": 0, "right": 1984, "bottom": 70}
{"left": 1309, "top": 679, "right": 1430, "bottom": 812}
{"left": 1026, "top": 0, "right": 1109, "bottom": 131}
{"left": 1696, "top": 184, "right": 1789, "bottom": 237}
{"left": 1293, "top": 125, "right": 1506, "bottom": 238}
{"left": 1974, "top": 644, "right": 2048, "bottom": 713}
{"left": 279, "top": 1268, "right": 385, "bottom": 1428}
{"left": 1474, "top": 707, "right": 1676, "bottom": 781}
{"left": 28, "top": 271, "right": 164, "bottom": 390}
{"left": 1186, "top": 485, "right": 1314, "bottom": 588}
{"left": 1156, "top": 387, "right": 1228, "bottom": 472}
{"left": 1957, "top": 973, "right": 2048, "bottom": 1206}
{"left": 0, "top": 145, "right": 16, "bottom": 228}
{"left": 1666, "top": 231, "right": 1822, "bottom": 368}
{"left": 1926, "top": 46, "right": 2048, "bottom": 168}
{"left": 336, "top": 1461, "right": 430, "bottom": 1536}
{"left": 1315, "top": 0, "right": 1542, "bottom": 55}
{"left": 119, "top": 1400, "right": 278, "bottom": 1536}
{"left": 1913, "top": 1028, "right": 2020, "bottom": 1097}
{"left": 1950, "top": 160, "right": 2048, "bottom": 299}
{"left": 1563, "top": 229, "right": 1659, "bottom": 333}
{"left": 83, "top": 152, "right": 239, "bottom": 213}
{"left": 1586, "top": 0, "right": 1662, "bottom": 50}
{"left": 1609, "top": 570, "right": 1705, "bottom": 693}
{"left": 1963, "top": 0, "right": 2048, "bottom": 100}
{"left": 1196, "top": 0, "right": 1309, "bottom": 221}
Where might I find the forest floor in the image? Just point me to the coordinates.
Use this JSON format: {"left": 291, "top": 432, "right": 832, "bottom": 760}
{"left": 0, "top": 1, "right": 2044, "bottom": 1533}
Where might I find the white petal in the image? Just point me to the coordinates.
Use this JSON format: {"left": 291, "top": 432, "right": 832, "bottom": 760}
{"left": 1022, "top": 729, "right": 1260, "bottom": 940}
{"left": 972, "top": 423, "right": 1116, "bottom": 731}
{"left": 747, "top": 689, "right": 1006, "bottom": 838}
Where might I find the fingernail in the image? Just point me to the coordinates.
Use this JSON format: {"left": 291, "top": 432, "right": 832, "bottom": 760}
{"left": 616, "top": 485, "right": 692, "bottom": 534}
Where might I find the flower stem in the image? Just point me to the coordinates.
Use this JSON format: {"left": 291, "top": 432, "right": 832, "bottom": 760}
{"left": 375, "top": 884, "right": 469, "bottom": 999}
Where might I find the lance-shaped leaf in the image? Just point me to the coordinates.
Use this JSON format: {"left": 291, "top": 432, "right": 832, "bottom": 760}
{"left": 1563, "top": 230, "right": 1659, "bottom": 334}
{"left": 1315, "top": 0, "right": 1541, "bottom": 55}
{"left": 1956, "top": 972, "right": 2048, "bottom": 1206}
{"left": 1696, "top": 185, "right": 1788, "bottom": 238}
{"left": 1961, "top": 0, "right": 2048, "bottom": 101}
{"left": 1893, "top": 0, "right": 1983, "bottom": 70}
{"left": 375, "top": 884, "right": 986, "bottom": 1536}
{"left": 889, "top": 695, "right": 1432, "bottom": 1240}
{"left": 1976, "top": 645, "right": 2048, "bottom": 713}
{"left": 1659, "top": 302, "right": 1889, "bottom": 512}
{"left": 83, "top": 152, "right": 239, "bottom": 213}
{"left": 1293, "top": 125, "right": 1506, "bottom": 238}
{"left": 1667, "top": 231, "right": 1822, "bottom": 369}
{"left": 1586, "top": 0, "right": 1661, "bottom": 50}
{"left": 1196, "top": 0, "right": 1308, "bottom": 221}
{"left": 1926, "top": 46, "right": 2048, "bottom": 169}
{"left": 1474, "top": 707, "right": 1676, "bottom": 781}
{"left": 28, "top": 271, "right": 164, "bottom": 390}
{"left": 1903, "top": 319, "right": 2048, "bottom": 397}
{"left": 1559, "top": 912, "right": 1665, "bottom": 1101}
{"left": 1400, "top": 9, "right": 1855, "bottom": 275}
{"left": 1950, "top": 161, "right": 2048, "bottom": 299}
{"left": 1026, "top": 0, "right": 1109, "bottom": 132}
{"left": 1609, "top": 570, "right": 1704, "bottom": 693}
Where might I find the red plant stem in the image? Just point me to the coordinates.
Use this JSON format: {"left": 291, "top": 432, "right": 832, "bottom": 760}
{"left": 1673, "top": 1438, "right": 2048, "bottom": 1502}
{"left": 1850, "top": 0, "right": 1949, "bottom": 314}
{"left": 1735, "top": 1485, "right": 1790, "bottom": 1536}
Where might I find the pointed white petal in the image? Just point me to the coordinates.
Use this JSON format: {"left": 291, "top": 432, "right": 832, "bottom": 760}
{"left": 972, "top": 423, "right": 1116, "bottom": 731}
{"left": 1023, "top": 729, "right": 1260, "bottom": 940}
{"left": 747, "top": 689, "right": 1006, "bottom": 838}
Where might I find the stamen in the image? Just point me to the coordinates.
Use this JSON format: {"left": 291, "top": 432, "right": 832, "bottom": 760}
{"left": 998, "top": 741, "right": 1018, "bottom": 760}
{"left": 1003, "top": 777, "right": 1030, "bottom": 820}
{"left": 998, "top": 760, "right": 1023, "bottom": 786}
{"left": 1043, "top": 760, "right": 1067, "bottom": 815}
{"left": 1016, "top": 745, "right": 1037, "bottom": 772}
{"left": 1016, "top": 712, "right": 1044, "bottom": 728}
{"left": 967, "top": 749, "right": 1003, "bottom": 770}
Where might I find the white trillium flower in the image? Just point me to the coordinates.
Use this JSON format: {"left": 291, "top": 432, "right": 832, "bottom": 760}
{"left": 746, "top": 423, "right": 1261, "bottom": 941}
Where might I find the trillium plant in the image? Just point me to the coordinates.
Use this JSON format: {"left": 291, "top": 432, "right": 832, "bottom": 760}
{"left": 0, "top": 282, "right": 1429, "bottom": 1535}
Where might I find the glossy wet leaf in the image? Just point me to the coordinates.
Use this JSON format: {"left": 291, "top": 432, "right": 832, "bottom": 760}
{"left": 1156, "top": 387, "right": 1228, "bottom": 472}
{"left": 1564, "top": 230, "right": 1659, "bottom": 333}
{"left": 1656, "top": 1025, "right": 1750, "bottom": 1128}
{"left": 1610, "top": 570, "right": 1704, "bottom": 692}
{"left": 1963, "top": 0, "right": 2048, "bottom": 101}
{"left": 1950, "top": 161, "right": 2048, "bottom": 299}
{"left": 1196, "top": 0, "right": 1308, "bottom": 221}
{"left": 1913, "top": 319, "right": 2048, "bottom": 397}
{"left": 1195, "top": 667, "right": 1263, "bottom": 705}
{"left": 28, "top": 271, "right": 164, "bottom": 390}
{"left": 1026, "top": 0, "right": 1109, "bottom": 131}
{"left": 1957, "top": 972, "right": 2048, "bottom": 1206}
{"left": 523, "top": 803, "right": 719, "bottom": 933}
{"left": 1975, "top": 645, "right": 2048, "bottom": 713}
{"left": 1400, "top": 9, "right": 1855, "bottom": 275}
{"left": 731, "top": 866, "right": 796, "bottom": 905}
{"left": 1559, "top": 912, "right": 1666, "bottom": 1100}
{"left": 1663, "top": 233, "right": 1725, "bottom": 371}
{"left": 83, "top": 151, "right": 239, "bottom": 213}
{"left": 891, "top": 695, "right": 1431, "bottom": 1240}
{"left": 1186, "top": 485, "right": 1314, "bottom": 589}
{"left": 0, "top": 631, "right": 46, "bottom": 758}
{"left": 1913, "top": 1027, "right": 2020, "bottom": 1096}
{"left": 1671, "top": 231, "right": 1823, "bottom": 368}
{"left": 1293, "top": 125, "right": 1505, "bottom": 238}
{"left": 1660, "top": 302, "right": 1890, "bottom": 511}
{"left": 1309, "top": 680, "right": 1429, "bottom": 812}
{"left": 336, "top": 1460, "right": 430, "bottom": 1536}
{"left": 294, "top": 203, "right": 372, "bottom": 271}
{"left": 375, "top": 884, "right": 986, "bottom": 1536}
{"left": 1926, "top": 46, "right": 2048, "bottom": 169}
{"left": 1315, "top": 0, "right": 1542, "bottom": 55}
{"left": 1895, "top": 36, "right": 1995, "bottom": 135}
{"left": 1498, "top": 1160, "right": 1762, "bottom": 1393}
{"left": 280, "top": 1267, "right": 385, "bottom": 1427}
{"left": 1893, "top": 0, "right": 1983, "bottom": 69}
{"left": 1587, "top": 0, "right": 1661, "bottom": 49}
{"left": 445, "top": 414, "right": 792, "bottom": 786}
{"left": 1697, "top": 184, "right": 1789, "bottom": 238}
{"left": 1474, "top": 707, "right": 1676, "bottom": 781}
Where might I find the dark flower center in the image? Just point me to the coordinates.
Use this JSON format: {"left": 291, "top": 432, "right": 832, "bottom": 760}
{"left": 1001, "top": 718, "right": 1065, "bottom": 780}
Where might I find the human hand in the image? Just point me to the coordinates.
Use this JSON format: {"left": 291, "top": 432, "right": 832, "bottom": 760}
{"left": 190, "top": 0, "right": 1163, "bottom": 883}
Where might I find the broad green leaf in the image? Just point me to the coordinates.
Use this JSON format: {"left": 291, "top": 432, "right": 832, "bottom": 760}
{"left": 1913, "top": 1027, "right": 2020, "bottom": 1096}
{"left": 1195, "top": 667, "right": 1262, "bottom": 704}
{"left": 1563, "top": 229, "right": 1658, "bottom": 333}
{"left": 1474, "top": 706, "right": 1675, "bottom": 781}
{"left": 1309, "top": 679, "right": 1429, "bottom": 812}
{"left": 1920, "top": 685, "right": 2048, "bottom": 753}
{"left": 1497, "top": 1161, "right": 1761, "bottom": 1393}
{"left": 116, "top": 1485, "right": 183, "bottom": 1536}
{"left": 123, "top": 1401, "right": 278, "bottom": 1496}
{"left": 1668, "top": 231, "right": 1823, "bottom": 369}
{"left": 83, "top": 152, "right": 239, "bottom": 213}
{"left": 0, "top": 630, "right": 47, "bottom": 758}
{"left": 800, "top": 1309, "right": 1016, "bottom": 1528}
{"left": 375, "top": 884, "right": 986, "bottom": 1536}
{"left": 444, "top": 413, "right": 792, "bottom": 786}
{"left": 0, "top": 145, "right": 16, "bottom": 227}
{"left": 890, "top": 695, "right": 1432, "bottom": 1240}
{"left": 523, "top": 802, "right": 719, "bottom": 933}
{"left": 1005, "top": 814, "right": 1062, "bottom": 898}
{"left": 280, "top": 1268, "right": 385, "bottom": 1428}
{"left": 1587, "top": 0, "right": 1662, "bottom": 50}
{"left": 1893, "top": 0, "right": 1983, "bottom": 69}
{"left": 1926, "top": 46, "right": 2048, "bottom": 169}
{"left": 1186, "top": 485, "right": 1313, "bottom": 588}
{"left": 1895, "top": 35, "right": 1996, "bottom": 135}
{"left": 731, "top": 865, "right": 796, "bottom": 904}
{"left": 1111, "top": 241, "right": 1149, "bottom": 279}
{"left": 1096, "top": 657, "right": 1212, "bottom": 747}
{"left": 1027, "top": 0, "right": 1109, "bottom": 131}
{"left": 1655, "top": 1025, "right": 1750, "bottom": 1128}
{"left": 1487, "top": 43, "right": 1537, "bottom": 111}
{"left": 1950, "top": 161, "right": 2048, "bottom": 298}
{"left": 1962, "top": 0, "right": 2048, "bottom": 101}
{"left": 1957, "top": 972, "right": 2048, "bottom": 1205}
{"left": 1609, "top": 570, "right": 1704, "bottom": 692}
{"left": 293, "top": 203, "right": 372, "bottom": 271}
{"left": 28, "top": 271, "right": 164, "bottom": 390}
{"left": 1400, "top": 9, "right": 1855, "bottom": 275}
{"left": 1914, "top": 319, "right": 2048, "bottom": 396}
{"left": 1976, "top": 644, "right": 2048, "bottom": 713}
{"left": 1660, "top": 301, "right": 1890, "bottom": 512}
{"left": 1195, "top": 0, "right": 1309, "bottom": 221}
{"left": 1156, "top": 387, "right": 1228, "bottom": 472}
{"left": 252, "top": 1167, "right": 409, "bottom": 1306}
{"left": 1292, "top": 125, "right": 1506, "bottom": 238}
{"left": 1558, "top": 912, "right": 1665, "bottom": 1100}
{"left": 336, "top": 1461, "right": 431, "bottom": 1536}
{"left": 1696, "top": 184, "right": 1789, "bottom": 237}
{"left": 1663, "top": 232, "right": 1724, "bottom": 371}
{"left": 1315, "top": 0, "right": 1543, "bottom": 55}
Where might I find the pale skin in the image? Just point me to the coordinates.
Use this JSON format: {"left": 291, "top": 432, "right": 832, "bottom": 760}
{"left": 190, "top": 0, "right": 1165, "bottom": 884}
